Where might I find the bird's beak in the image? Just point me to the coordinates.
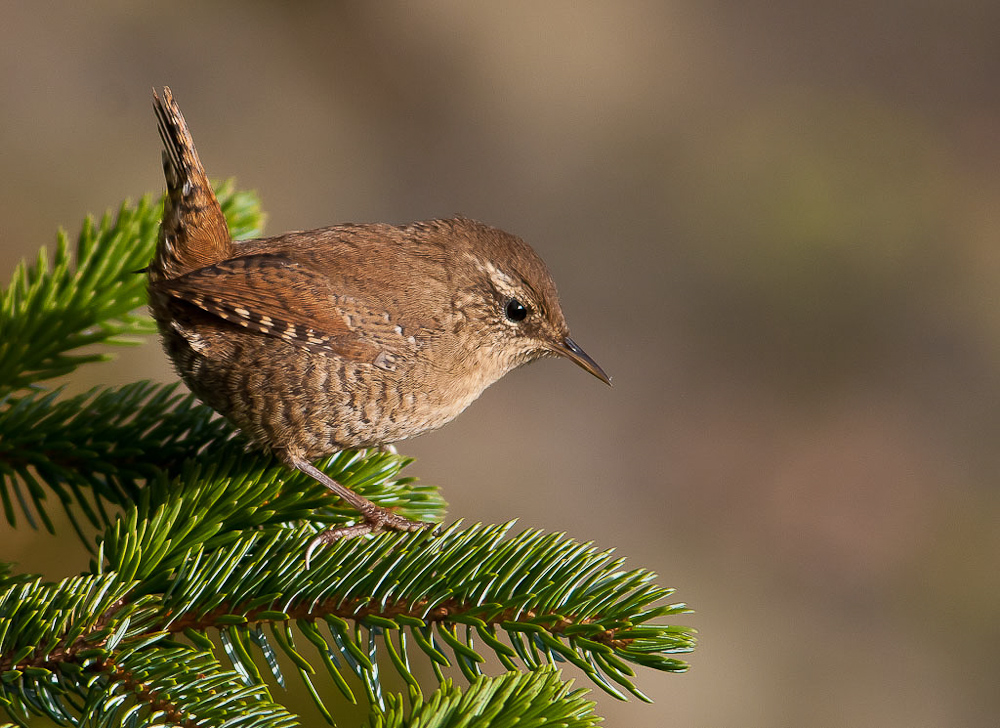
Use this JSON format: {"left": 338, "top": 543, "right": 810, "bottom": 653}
{"left": 553, "top": 336, "right": 611, "bottom": 386}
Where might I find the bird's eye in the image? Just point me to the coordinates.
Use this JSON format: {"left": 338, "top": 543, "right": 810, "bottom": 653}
{"left": 504, "top": 298, "right": 529, "bottom": 322}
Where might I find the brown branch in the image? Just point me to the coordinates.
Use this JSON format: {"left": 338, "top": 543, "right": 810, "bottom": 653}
{"left": 2, "top": 591, "right": 631, "bottom": 677}
{"left": 98, "top": 657, "right": 194, "bottom": 728}
{"left": 167, "top": 594, "right": 630, "bottom": 648}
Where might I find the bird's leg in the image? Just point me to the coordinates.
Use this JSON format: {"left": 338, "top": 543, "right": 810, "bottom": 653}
{"left": 290, "top": 456, "right": 430, "bottom": 567}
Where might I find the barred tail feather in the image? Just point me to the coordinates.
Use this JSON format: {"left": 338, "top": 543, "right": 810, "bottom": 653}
{"left": 150, "top": 87, "right": 233, "bottom": 280}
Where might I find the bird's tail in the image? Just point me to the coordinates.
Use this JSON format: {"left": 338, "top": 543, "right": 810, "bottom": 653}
{"left": 150, "top": 87, "right": 233, "bottom": 281}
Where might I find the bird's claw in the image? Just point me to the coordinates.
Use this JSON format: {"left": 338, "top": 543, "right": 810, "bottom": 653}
{"left": 304, "top": 509, "right": 432, "bottom": 568}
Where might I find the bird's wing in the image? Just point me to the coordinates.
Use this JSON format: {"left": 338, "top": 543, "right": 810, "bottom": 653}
{"left": 153, "top": 253, "right": 414, "bottom": 370}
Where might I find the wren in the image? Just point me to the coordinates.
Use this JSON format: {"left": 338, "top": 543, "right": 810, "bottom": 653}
{"left": 148, "top": 87, "right": 610, "bottom": 563}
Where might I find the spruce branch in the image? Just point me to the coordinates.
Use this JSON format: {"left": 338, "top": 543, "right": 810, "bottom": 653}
{"left": 0, "top": 180, "right": 262, "bottom": 397}
{"left": 0, "top": 382, "right": 233, "bottom": 539}
{"left": 3, "top": 509, "right": 691, "bottom": 717}
{"left": 97, "top": 448, "right": 447, "bottom": 586}
{"left": 82, "top": 645, "right": 299, "bottom": 728}
{"left": 367, "top": 668, "right": 600, "bottom": 728}
{"left": 1, "top": 520, "right": 691, "bottom": 723}
{"left": 0, "top": 182, "right": 261, "bottom": 540}
{"left": 0, "top": 381, "right": 444, "bottom": 549}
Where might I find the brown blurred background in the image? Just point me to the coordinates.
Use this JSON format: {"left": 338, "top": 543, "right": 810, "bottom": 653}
{"left": 3, "top": 2, "right": 999, "bottom": 726}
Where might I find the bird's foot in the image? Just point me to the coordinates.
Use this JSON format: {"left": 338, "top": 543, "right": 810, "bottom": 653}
{"left": 304, "top": 507, "right": 431, "bottom": 568}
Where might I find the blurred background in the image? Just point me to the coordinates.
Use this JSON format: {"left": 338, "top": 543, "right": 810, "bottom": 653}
{"left": 2, "top": 2, "right": 999, "bottom": 725}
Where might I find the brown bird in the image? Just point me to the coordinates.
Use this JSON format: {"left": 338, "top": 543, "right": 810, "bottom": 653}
{"left": 147, "top": 87, "right": 609, "bottom": 564}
